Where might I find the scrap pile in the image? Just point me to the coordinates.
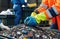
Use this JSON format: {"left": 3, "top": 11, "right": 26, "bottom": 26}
{"left": 0, "top": 25, "right": 60, "bottom": 39}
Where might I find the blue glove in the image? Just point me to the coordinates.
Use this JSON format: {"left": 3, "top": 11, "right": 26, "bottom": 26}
{"left": 24, "top": 16, "right": 38, "bottom": 26}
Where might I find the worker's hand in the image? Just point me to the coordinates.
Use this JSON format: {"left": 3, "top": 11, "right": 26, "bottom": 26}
{"left": 24, "top": 16, "right": 38, "bottom": 26}
{"left": 24, "top": 12, "right": 47, "bottom": 26}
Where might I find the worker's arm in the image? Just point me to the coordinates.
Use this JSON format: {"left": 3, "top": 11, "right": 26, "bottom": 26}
{"left": 32, "top": 0, "right": 60, "bottom": 24}
{"left": 31, "top": 0, "right": 49, "bottom": 17}
{"left": 34, "top": 0, "right": 49, "bottom": 13}
{"left": 24, "top": 0, "right": 60, "bottom": 26}
{"left": 24, "top": 12, "right": 46, "bottom": 26}
{"left": 44, "top": 0, "right": 60, "bottom": 19}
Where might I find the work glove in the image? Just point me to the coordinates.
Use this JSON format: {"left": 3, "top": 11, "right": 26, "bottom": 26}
{"left": 24, "top": 12, "right": 47, "bottom": 26}
{"left": 24, "top": 16, "right": 38, "bottom": 26}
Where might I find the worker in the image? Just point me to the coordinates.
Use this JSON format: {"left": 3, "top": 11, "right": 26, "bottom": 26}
{"left": 11, "top": 0, "right": 29, "bottom": 25}
{"left": 24, "top": 0, "right": 60, "bottom": 33}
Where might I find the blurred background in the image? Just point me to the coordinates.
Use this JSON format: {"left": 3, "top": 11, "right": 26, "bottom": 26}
{"left": 0, "top": 0, "right": 41, "bottom": 12}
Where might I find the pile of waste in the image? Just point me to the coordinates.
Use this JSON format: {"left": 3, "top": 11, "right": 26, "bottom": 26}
{"left": 0, "top": 24, "right": 60, "bottom": 39}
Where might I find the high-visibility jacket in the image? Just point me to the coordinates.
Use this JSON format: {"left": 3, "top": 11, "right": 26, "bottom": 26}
{"left": 36, "top": 0, "right": 60, "bottom": 30}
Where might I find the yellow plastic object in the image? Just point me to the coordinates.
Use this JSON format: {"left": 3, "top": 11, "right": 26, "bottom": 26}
{"left": 31, "top": 12, "right": 37, "bottom": 17}
{"left": 34, "top": 12, "right": 47, "bottom": 24}
{"left": 28, "top": 3, "right": 37, "bottom": 8}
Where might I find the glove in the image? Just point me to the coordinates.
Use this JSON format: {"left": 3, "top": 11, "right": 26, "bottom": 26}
{"left": 24, "top": 16, "right": 38, "bottom": 26}
{"left": 24, "top": 12, "right": 47, "bottom": 26}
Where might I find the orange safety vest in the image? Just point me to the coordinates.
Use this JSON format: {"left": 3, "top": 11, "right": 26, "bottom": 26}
{"left": 36, "top": 0, "right": 60, "bottom": 30}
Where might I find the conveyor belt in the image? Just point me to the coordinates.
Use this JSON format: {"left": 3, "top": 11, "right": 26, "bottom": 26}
{"left": 0, "top": 24, "right": 60, "bottom": 39}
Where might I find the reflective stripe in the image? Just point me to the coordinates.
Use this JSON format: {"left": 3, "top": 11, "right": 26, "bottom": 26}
{"left": 52, "top": 5, "right": 59, "bottom": 15}
{"left": 48, "top": 7, "right": 57, "bottom": 17}
{"left": 40, "top": 4, "right": 48, "bottom": 9}
{"left": 46, "top": 10, "right": 53, "bottom": 18}
{"left": 46, "top": 5, "right": 58, "bottom": 18}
